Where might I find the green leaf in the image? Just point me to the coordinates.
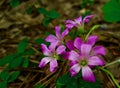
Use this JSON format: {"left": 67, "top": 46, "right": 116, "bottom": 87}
{"left": 29, "top": 61, "right": 38, "bottom": 67}
{"left": 56, "top": 73, "right": 101, "bottom": 88}
{"left": 17, "top": 38, "right": 29, "bottom": 53}
{"left": 79, "top": 79, "right": 101, "bottom": 88}
{"left": 37, "top": 8, "right": 48, "bottom": 15}
{"left": 34, "top": 84, "right": 46, "bottom": 88}
{"left": 48, "top": 10, "right": 60, "bottom": 19}
{"left": 27, "top": 7, "right": 33, "bottom": 14}
{"left": 9, "top": 56, "right": 23, "bottom": 68}
{"left": 0, "top": 53, "right": 18, "bottom": 66}
{"left": 35, "top": 38, "right": 45, "bottom": 44}
{"left": 9, "top": 0, "right": 20, "bottom": 7}
{"left": 80, "top": 0, "right": 95, "bottom": 7}
{"left": 37, "top": 8, "right": 60, "bottom": 19}
{"left": 56, "top": 73, "right": 77, "bottom": 88}
{"left": 37, "top": 8, "right": 59, "bottom": 26}
{"left": 22, "top": 48, "right": 35, "bottom": 55}
{"left": 45, "top": 31, "right": 51, "bottom": 36}
{"left": 22, "top": 57, "right": 29, "bottom": 68}
{"left": 0, "top": 70, "right": 10, "bottom": 81}
{"left": 0, "top": 82, "right": 7, "bottom": 88}
{"left": 8, "top": 71, "right": 20, "bottom": 83}
{"left": 43, "top": 17, "right": 51, "bottom": 26}
{"left": 35, "top": 38, "right": 50, "bottom": 46}
{"left": 102, "top": 0, "right": 120, "bottom": 22}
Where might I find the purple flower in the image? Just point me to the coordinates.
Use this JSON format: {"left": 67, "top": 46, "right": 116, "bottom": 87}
{"left": 67, "top": 35, "right": 98, "bottom": 51}
{"left": 39, "top": 44, "right": 66, "bottom": 72}
{"left": 65, "top": 35, "right": 100, "bottom": 60}
{"left": 66, "top": 38, "right": 82, "bottom": 51}
{"left": 45, "top": 26, "right": 69, "bottom": 48}
{"left": 65, "top": 15, "right": 93, "bottom": 29}
{"left": 68, "top": 44, "right": 106, "bottom": 82}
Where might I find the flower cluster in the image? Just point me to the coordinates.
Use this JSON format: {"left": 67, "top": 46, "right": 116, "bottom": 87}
{"left": 39, "top": 15, "right": 106, "bottom": 82}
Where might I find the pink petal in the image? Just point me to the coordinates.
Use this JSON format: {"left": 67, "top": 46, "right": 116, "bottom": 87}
{"left": 70, "top": 64, "right": 81, "bottom": 76}
{"left": 39, "top": 57, "right": 51, "bottom": 68}
{"left": 88, "top": 56, "right": 105, "bottom": 66}
{"left": 66, "top": 40, "right": 75, "bottom": 50}
{"left": 55, "top": 26, "right": 61, "bottom": 38}
{"left": 61, "top": 52, "right": 69, "bottom": 60}
{"left": 70, "top": 61, "right": 77, "bottom": 66}
{"left": 66, "top": 20, "right": 75, "bottom": 24}
{"left": 93, "top": 46, "right": 106, "bottom": 55}
{"left": 45, "top": 34, "right": 58, "bottom": 42}
{"left": 69, "top": 50, "right": 80, "bottom": 61}
{"left": 86, "top": 35, "right": 98, "bottom": 46}
{"left": 74, "top": 37, "right": 83, "bottom": 50}
{"left": 66, "top": 20, "right": 75, "bottom": 28}
{"left": 50, "top": 59, "right": 58, "bottom": 72}
{"left": 82, "top": 66, "right": 95, "bottom": 82}
{"left": 56, "top": 45, "right": 66, "bottom": 54}
{"left": 49, "top": 41, "right": 58, "bottom": 51}
{"left": 81, "top": 44, "right": 92, "bottom": 56}
{"left": 41, "top": 44, "right": 51, "bottom": 56}
{"left": 62, "top": 28, "right": 69, "bottom": 37}
{"left": 74, "top": 16, "right": 82, "bottom": 24}
{"left": 66, "top": 24, "right": 75, "bottom": 29}
{"left": 83, "top": 15, "right": 93, "bottom": 23}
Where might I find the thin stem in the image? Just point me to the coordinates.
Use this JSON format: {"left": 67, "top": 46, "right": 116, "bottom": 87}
{"left": 85, "top": 25, "right": 99, "bottom": 40}
{"left": 103, "top": 58, "right": 120, "bottom": 68}
{"left": 98, "top": 67, "right": 120, "bottom": 88}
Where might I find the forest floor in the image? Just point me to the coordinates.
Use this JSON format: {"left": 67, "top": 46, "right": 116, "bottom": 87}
{"left": 0, "top": 0, "right": 120, "bottom": 88}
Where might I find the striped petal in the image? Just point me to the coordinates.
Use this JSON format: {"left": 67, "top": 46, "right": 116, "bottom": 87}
{"left": 50, "top": 59, "right": 58, "bottom": 72}
{"left": 66, "top": 40, "right": 75, "bottom": 50}
{"left": 74, "top": 37, "right": 83, "bottom": 50}
{"left": 69, "top": 50, "right": 80, "bottom": 61}
{"left": 45, "top": 34, "right": 58, "bottom": 42}
{"left": 66, "top": 24, "right": 75, "bottom": 29}
{"left": 83, "top": 15, "right": 93, "bottom": 23}
{"left": 93, "top": 46, "right": 106, "bottom": 55}
{"left": 81, "top": 44, "right": 92, "bottom": 56}
{"left": 86, "top": 35, "right": 98, "bottom": 46}
{"left": 55, "top": 26, "right": 61, "bottom": 38}
{"left": 39, "top": 57, "right": 51, "bottom": 68}
{"left": 74, "top": 16, "right": 82, "bottom": 25}
{"left": 70, "top": 64, "right": 81, "bottom": 76}
{"left": 56, "top": 45, "right": 66, "bottom": 54}
{"left": 41, "top": 44, "right": 51, "bottom": 56}
{"left": 70, "top": 61, "right": 77, "bottom": 66}
{"left": 62, "top": 28, "right": 69, "bottom": 37}
{"left": 49, "top": 42, "right": 58, "bottom": 51}
{"left": 66, "top": 20, "right": 75, "bottom": 28}
{"left": 88, "top": 56, "right": 105, "bottom": 66}
{"left": 82, "top": 66, "right": 95, "bottom": 82}
{"left": 66, "top": 20, "right": 75, "bottom": 24}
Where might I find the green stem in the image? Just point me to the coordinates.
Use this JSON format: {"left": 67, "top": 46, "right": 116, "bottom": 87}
{"left": 103, "top": 58, "right": 120, "bottom": 68}
{"left": 85, "top": 25, "right": 99, "bottom": 40}
{"left": 98, "top": 67, "right": 120, "bottom": 88}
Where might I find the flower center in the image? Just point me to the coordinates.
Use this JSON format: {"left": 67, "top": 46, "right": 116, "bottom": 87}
{"left": 52, "top": 52, "right": 59, "bottom": 60}
{"left": 79, "top": 59, "right": 88, "bottom": 66}
{"left": 59, "top": 38, "right": 64, "bottom": 45}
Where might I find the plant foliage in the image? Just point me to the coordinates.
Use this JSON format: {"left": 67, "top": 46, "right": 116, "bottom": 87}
{"left": 56, "top": 73, "right": 101, "bottom": 88}
{"left": 9, "top": 0, "right": 20, "bottom": 7}
{"left": 102, "top": 0, "right": 120, "bottom": 22}
{"left": 0, "top": 38, "right": 35, "bottom": 88}
{"left": 37, "top": 8, "right": 60, "bottom": 26}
